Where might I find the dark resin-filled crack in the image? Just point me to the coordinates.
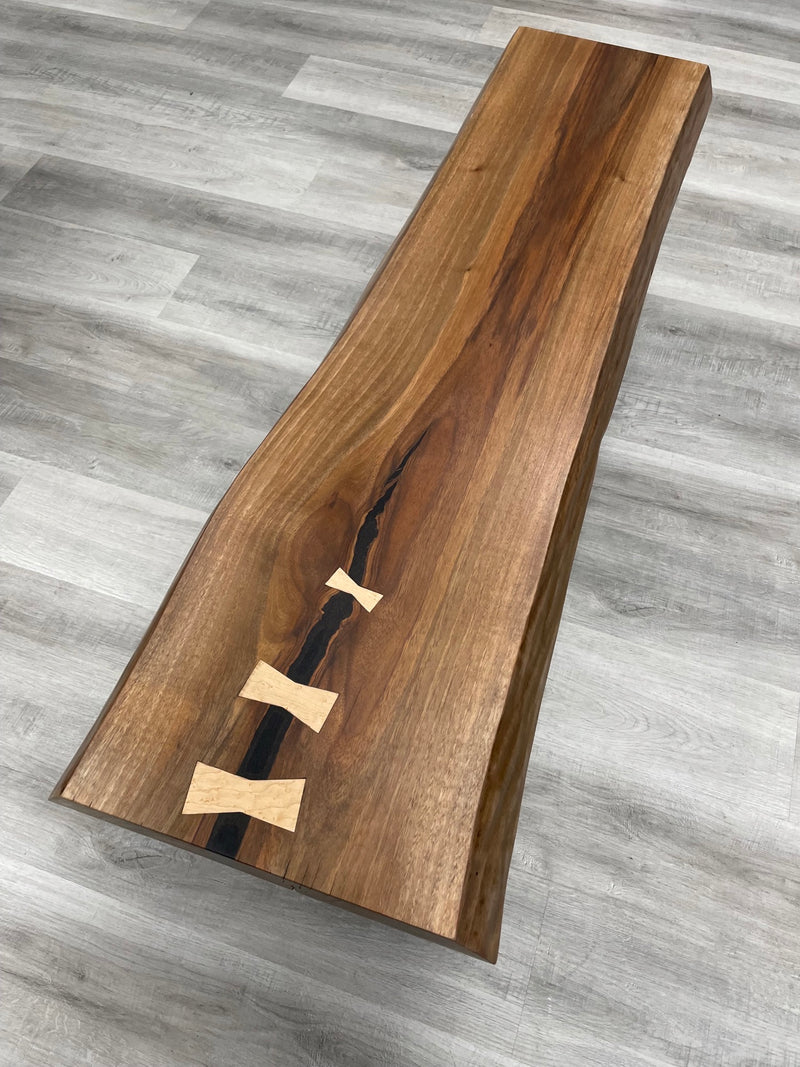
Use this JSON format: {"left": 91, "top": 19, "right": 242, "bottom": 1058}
{"left": 206, "top": 433, "right": 426, "bottom": 860}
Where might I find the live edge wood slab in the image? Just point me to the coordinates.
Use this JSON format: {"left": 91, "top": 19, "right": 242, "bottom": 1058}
{"left": 52, "top": 28, "right": 711, "bottom": 963}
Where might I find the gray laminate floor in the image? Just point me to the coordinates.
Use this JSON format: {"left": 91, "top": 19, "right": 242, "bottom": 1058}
{"left": 1, "top": 1, "right": 799, "bottom": 1064}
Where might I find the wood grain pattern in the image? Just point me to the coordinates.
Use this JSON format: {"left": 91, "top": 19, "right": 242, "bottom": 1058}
{"left": 51, "top": 27, "right": 710, "bottom": 962}
{"left": 182, "top": 762, "right": 305, "bottom": 831}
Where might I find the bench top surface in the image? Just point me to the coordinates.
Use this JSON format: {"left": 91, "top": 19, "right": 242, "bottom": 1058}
{"left": 54, "top": 27, "right": 710, "bottom": 961}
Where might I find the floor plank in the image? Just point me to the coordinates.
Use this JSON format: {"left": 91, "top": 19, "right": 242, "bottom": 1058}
{"left": 14, "top": 0, "right": 208, "bottom": 30}
{"left": 191, "top": 0, "right": 498, "bottom": 85}
{"left": 0, "top": 144, "right": 40, "bottom": 199}
{"left": 610, "top": 295, "right": 800, "bottom": 484}
{"left": 569, "top": 438, "right": 800, "bottom": 691}
{"left": 0, "top": 208, "right": 198, "bottom": 314}
{"left": 283, "top": 55, "right": 480, "bottom": 132}
{"left": 0, "top": 98, "right": 322, "bottom": 209}
{"left": 478, "top": 7, "right": 800, "bottom": 103}
{"left": 0, "top": 461, "right": 206, "bottom": 605}
{"left": 513, "top": 765, "right": 800, "bottom": 1064}
{"left": 2, "top": 154, "right": 387, "bottom": 277}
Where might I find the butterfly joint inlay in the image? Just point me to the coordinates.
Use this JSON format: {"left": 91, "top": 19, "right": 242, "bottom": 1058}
{"left": 325, "top": 567, "right": 383, "bottom": 611}
{"left": 239, "top": 660, "right": 338, "bottom": 733}
{"left": 182, "top": 763, "right": 305, "bottom": 832}
{"left": 183, "top": 563, "right": 383, "bottom": 833}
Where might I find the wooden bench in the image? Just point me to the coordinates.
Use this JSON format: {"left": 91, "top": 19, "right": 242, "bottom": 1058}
{"left": 53, "top": 27, "right": 711, "bottom": 962}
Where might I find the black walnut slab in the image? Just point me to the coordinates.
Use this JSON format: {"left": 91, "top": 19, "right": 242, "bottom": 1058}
{"left": 53, "top": 28, "right": 711, "bottom": 962}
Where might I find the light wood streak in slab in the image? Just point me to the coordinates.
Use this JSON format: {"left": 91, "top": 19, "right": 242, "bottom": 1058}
{"left": 182, "top": 762, "right": 305, "bottom": 831}
{"left": 325, "top": 567, "right": 383, "bottom": 611}
{"left": 239, "top": 661, "right": 339, "bottom": 733}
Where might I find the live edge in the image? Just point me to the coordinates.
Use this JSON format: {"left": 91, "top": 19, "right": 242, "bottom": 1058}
{"left": 53, "top": 28, "right": 711, "bottom": 963}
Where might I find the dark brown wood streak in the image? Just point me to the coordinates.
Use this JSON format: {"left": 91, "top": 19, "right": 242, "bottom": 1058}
{"left": 52, "top": 28, "right": 711, "bottom": 962}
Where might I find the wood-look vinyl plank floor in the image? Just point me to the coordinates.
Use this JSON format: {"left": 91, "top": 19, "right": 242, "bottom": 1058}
{"left": 478, "top": 8, "right": 800, "bottom": 103}
{"left": 0, "top": 207, "right": 198, "bottom": 314}
{"left": 283, "top": 54, "right": 483, "bottom": 132}
{"left": 191, "top": 0, "right": 499, "bottom": 86}
{"left": 0, "top": 0, "right": 798, "bottom": 1062}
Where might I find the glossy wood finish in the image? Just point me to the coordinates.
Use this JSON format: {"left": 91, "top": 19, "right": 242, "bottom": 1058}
{"left": 51, "top": 28, "right": 710, "bottom": 962}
